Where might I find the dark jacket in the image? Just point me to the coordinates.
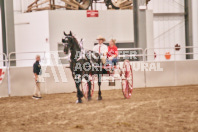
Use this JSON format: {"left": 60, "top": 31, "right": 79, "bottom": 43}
{"left": 33, "top": 61, "right": 41, "bottom": 75}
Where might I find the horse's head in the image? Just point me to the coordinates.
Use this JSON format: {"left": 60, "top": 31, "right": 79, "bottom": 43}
{"left": 62, "top": 31, "right": 73, "bottom": 54}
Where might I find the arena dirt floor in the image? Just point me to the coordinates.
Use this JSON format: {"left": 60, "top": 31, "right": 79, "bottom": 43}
{"left": 0, "top": 85, "right": 198, "bottom": 132}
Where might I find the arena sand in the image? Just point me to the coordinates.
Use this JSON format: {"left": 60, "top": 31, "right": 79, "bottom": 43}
{"left": 0, "top": 85, "right": 198, "bottom": 132}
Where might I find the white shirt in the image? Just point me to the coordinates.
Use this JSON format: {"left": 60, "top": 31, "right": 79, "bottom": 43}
{"left": 93, "top": 43, "right": 108, "bottom": 54}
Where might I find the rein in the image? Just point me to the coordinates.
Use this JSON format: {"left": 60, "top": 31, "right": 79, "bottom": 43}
{"left": 67, "top": 36, "right": 100, "bottom": 68}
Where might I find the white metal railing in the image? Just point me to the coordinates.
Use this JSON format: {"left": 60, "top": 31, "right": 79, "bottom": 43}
{"left": 0, "top": 53, "right": 8, "bottom": 63}
{"left": 117, "top": 48, "right": 144, "bottom": 61}
{"left": 144, "top": 46, "right": 198, "bottom": 62}
{"left": 4, "top": 46, "right": 198, "bottom": 67}
{"left": 9, "top": 51, "right": 46, "bottom": 66}
{"left": 8, "top": 51, "right": 69, "bottom": 67}
{"left": 8, "top": 46, "right": 198, "bottom": 67}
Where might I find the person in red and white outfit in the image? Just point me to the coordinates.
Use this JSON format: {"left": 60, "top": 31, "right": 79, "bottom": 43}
{"left": 106, "top": 39, "right": 118, "bottom": 66}
{"left": 93, "top": 35, "right": 108, "bottom": 64}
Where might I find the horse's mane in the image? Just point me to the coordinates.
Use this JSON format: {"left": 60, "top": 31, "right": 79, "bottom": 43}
{"left": 71, "top": 36, "right": 101, "bottom": 63}
{"left": 72, "top": 36, "right": 81, "bottom": 49}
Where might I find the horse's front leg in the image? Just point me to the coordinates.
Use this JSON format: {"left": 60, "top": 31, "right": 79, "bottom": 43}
{"left": 74, "top": 74, "right": 83, "bottom": 103}
{"left": 84, "top": 75, "right": 92, "bottom": 101}
{"left": 98, "top": 73, "right": 102, "bottom": 100}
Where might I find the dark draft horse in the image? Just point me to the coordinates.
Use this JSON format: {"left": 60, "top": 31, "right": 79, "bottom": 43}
{"left": 62, "top": 31, "right": 103, "bottom": 103}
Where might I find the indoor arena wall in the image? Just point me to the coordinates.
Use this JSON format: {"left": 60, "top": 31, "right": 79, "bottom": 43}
{"left": 3, "top": 60, "right": 198, "bottom": 97}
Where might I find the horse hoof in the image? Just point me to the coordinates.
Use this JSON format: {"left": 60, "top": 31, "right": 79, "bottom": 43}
{"left": 76, "top": 99, "right": 83, "bottom": 104}
{"left": 98, "top": 96, "right": 102, "bottom": 101}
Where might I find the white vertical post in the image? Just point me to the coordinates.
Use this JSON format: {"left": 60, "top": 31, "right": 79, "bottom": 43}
{"left": 21, "top": 0, "right": 24, "bottom": 13}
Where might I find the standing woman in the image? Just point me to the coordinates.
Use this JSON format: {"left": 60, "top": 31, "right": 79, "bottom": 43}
{"left": 107, "top": 39, "right": 118, "bottom": 66}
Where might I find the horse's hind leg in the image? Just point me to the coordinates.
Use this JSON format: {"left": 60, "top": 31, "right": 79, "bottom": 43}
{"left": 98, "top": 74, "right": 102, "bottom": 100}
{"left": 75, "top": 75, "right": 83, "bottom": 103}
{"left": 85, "top": 75, "right": 92, "bottom": 101}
